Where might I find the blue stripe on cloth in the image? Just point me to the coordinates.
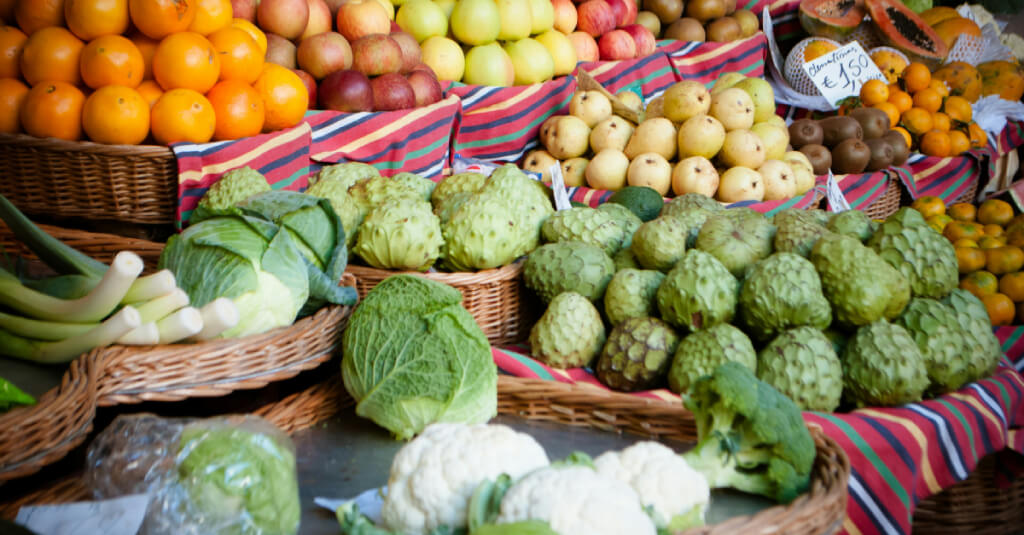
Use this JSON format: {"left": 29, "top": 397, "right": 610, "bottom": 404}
{"left": 681, "top": 43, "right": 763, "bottom": 80}
{"left": 459, "top": 84, "right": 573, "bottom": 135}
{"left": 858, "top": 415, "right": 917, "bottom": 475}
{"left": 906, "top": 404, "right": 969, "bottom": 480}
{"left": 466, "top": 138, "right": 542, "bottom": 164}
{"left": 331, "top": 114, "right": 453, "bottom": 164}
{"left": 847, "top": 466, "right": 901, "bottom": 535}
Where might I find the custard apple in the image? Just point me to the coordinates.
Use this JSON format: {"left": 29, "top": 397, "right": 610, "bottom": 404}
{"left": 603, "top": 269, "right": 665, "bottom": 326}
{"left": 524, "top": 241, "right": 616, "bottom": 303}
{"left": 894, "top": 298, "right": 970, "bottom": 395}
{"left": 738, "top": 252, "right": 832, "bottom": 341}
{"left": 196, "top": 166, "right": 270, "bottom": 218}
{"left": 529, "top": 292, "right": 606, "bottom": 369}
{"left": 391, "top": 172, "right": 435, "bottom": 201}
{"left": 613, "top": 248, "right": 640, "bottom": 271}
{"left": 597, "top": 203, "right": 643, "bottom": 249}
{"left": 773, "top": 209, "right": 827, "bottom": 258}
{"left": 312, "top": 161, "right": 379, "bottom": 188}
{"left": 442, "top": 196, "right": 531, "bottom": 271}
{"left": 868, "top": 207, "right": 958, "bottom": 299}
{"left": 660, "top": 193, "right": 723, "bottom": 215}
{"left": 657, "top": 250, "right": 738, "bottom": 332}
{"left": 596, "top": 317, "right": 680, "bottom": 391}
{"left": 667, "top": 323, "right": 756, "bottom": 394}
{"left": 842, "top": 321, "right": 929, "bottom": 407}
{"left": 695, "top": 211, "right": 776, "bottom": 278}
{"left": 631, "top": 216, "right": 690, "bottom": 272}
{"left": 354, "top": 199, "right": 443, "bottom": 271}
{"left": 811, "top": 233, "right": 910, "bottom": 327}
{"left": 433, "top": 191, "right": 473, "bottom": 226}
{"left": 305, "top": 177, "right": 367, "bottom": 248}
{"left": 758, "top": 327, "right": 843, "bottom": 412}
{"left": 942, "top": 289, "right": 1003, "bottom": 384}
{"left": 349, "top": 174, "right": 425, "bottom": 210}
{"left": 827, "top": 209, "right": 874, "bottom": 242}
{"left": 542, "top": 207, "right": 629, "bottom": 255}
{"left": 657, "top": 205, "right": 712, "bottom": 248}
{"left": 431, "top": 172, "right": 486, "bottom": 207}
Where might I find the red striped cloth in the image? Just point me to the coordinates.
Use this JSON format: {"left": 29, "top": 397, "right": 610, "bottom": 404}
{"left": 576, "top": 51, "right": 681, "bottom": 99}
{"left": 997, "top": 119, "right": 1024, "bottom": 157}
{"left": 171, "top": 122, "right": 312, "bottom": 227}
{"left": 662, "top": 32, "right": 768, "bottom": 88}
{"left": 890, "top": 154, "right": 984, "bottom": 204}
{"left": 830, "top": 170, "right": 892, "bottom": 211}
{"left": 568, "top": 183, "right": 825, "bottom": 215}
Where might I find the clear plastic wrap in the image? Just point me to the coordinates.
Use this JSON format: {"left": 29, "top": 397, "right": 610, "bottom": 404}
{"left": 86, "top": 413, "right": 301, "bottom": 535}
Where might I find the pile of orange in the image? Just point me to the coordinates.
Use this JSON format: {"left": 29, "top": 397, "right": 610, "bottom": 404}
{"left": 913, "top": 195, "right": 1024, "bottom": 326}
{"left": 0, "top": 0, "right": 308, "bottom": 145}
{"left": 856, "top": 62, "right": 987, "bottom": 158}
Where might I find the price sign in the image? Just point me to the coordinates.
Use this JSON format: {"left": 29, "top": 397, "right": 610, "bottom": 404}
{"left": 826, "top": 171, "right": 851, "bottom": 213}
{"left": 801, "top": 41, "right": 885, "bottom": 109}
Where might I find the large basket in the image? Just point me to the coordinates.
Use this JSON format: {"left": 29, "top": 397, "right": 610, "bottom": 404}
{"left": 912, "top": 453, "right": 1024, "bottom": 535}
{"left": 953, "top": 176, "right": 980, "bottom": 205}
{"left": 0, "top": 221, "right": 165, "bottom": 269}
{"left": 346, "top": 262, "right": 534, "bottom": 346}
{"left": 863, "top": 177, "right": 903, "bottom": 220}
{"left": 0, "top": 133, "right": 177, "bottom": 225}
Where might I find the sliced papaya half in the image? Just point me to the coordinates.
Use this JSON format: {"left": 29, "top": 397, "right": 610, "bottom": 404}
{"left": 865, "top": 0, "right": 948, "bottom": 62}
{"left": 799, "top": 0, "right": 866, "bottom": 40}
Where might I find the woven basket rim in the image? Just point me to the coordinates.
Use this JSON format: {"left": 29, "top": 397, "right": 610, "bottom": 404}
{"left": 0, "top": 132, "right": 173, "bottom": 157}
{"left": 345, "top": 259, "right": 524, "bottom": 283}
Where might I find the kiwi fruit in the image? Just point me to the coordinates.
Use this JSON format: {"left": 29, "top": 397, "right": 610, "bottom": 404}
{"left": 818, "top": 116, "right": 863, "bottom": 148}
{"left": 706, "top": 17, "right": 742, "bottom": 42}
{"left": 848, "top": 107, "right": 891, "bottom": 140}
{"left": 800, "top": 143, "right": 832, "bottom": 175}
{"left": 865, "top": 138, "right": 895, "bottom": 172}
{"left": 686, "top": 0, "right": 727, "bottom": 22}
{"left": 883, "top": 130, "right": 910, "bottom": 165}
{"left": 789, "top": 118, "right": 823, "bottom": 148}
{"left": 664, "top": 17, "right": 706, "bottom": 42}
{"left": 831, "top": 139, "right": 871, "bottom": 174}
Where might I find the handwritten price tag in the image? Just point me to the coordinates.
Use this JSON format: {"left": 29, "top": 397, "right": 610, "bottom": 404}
{"left": 801, "top": 41, "right": 885, "bottom": 109}
{"left": 826, "top": 171, "right": 852, "bottom": 213}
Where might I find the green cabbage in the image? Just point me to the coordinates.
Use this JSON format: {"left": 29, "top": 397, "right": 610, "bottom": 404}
{"left": 341, "top": 275, "right": 497, "bottom": 440}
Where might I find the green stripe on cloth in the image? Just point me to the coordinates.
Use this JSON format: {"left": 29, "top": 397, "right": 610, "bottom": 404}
{"left": 937, "top": 399, "right": 978, "bottom": 462}
{"left": 635, "top": 65, "right": 673, "bottom": 86}
{"left": 369, "top": 136, "right": 448, "bottom": 171}
{"left": 849, "top": 177, "right": 887, "bottom": 208}
{"left": 270, "top": 166, "right": 308, "bottom": 190}
{"left": 457, "top": 94, "right": 574, "bottom": 149}
{"left": 814, "top": 412, "right": 912, "bottom": 510}
{"left": 496, "top": 347, "right": 557, "bottom": 381}
{"left": 1001, "top": 327, "right": 1023, "bottom": 354}
{"left": 993, "top": 379, "right": 1012, "bottom": 410}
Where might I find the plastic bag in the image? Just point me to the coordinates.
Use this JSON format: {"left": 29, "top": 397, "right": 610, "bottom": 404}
{"left": 86, "top": 413, "right": 301, "bottom": 535}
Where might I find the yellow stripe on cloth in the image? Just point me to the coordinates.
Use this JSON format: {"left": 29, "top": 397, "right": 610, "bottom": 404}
{"left": 910, "top": 157, "right": 950, "bottom": 181}
{"left": 681, "top": 40, "right": 746, "bottom": 64}
{"left": 467, "top": 84, "right": 546, "bottom": 115}
{"left": 311, "top": 96, "right": 457, "bottom": 161}
{"left": 843, "top": 516, "right": 864, "bottom": 535}
{"left": 947, "top": 392, "right": 1005, "bottom": 435}
{"left": 858, "top": 409, "right": 943, "bottom": 494}
{"left": 178, "top": 122, "right": 311, "bottom": 184}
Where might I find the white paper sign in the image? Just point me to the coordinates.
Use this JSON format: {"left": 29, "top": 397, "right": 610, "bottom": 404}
{"left": 16, "top": 494, "right": 150, "bottom": 535}
{"left": 548, "top": 162, "right": 573, "bottom": 211}
{"left": 826, "top": 171, "right": 852, "bottom": 213}
{"left": 801, "top": 41, "right": 885, "bottom": 109}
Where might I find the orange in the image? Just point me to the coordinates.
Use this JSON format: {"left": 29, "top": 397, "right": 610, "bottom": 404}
{"left": 928, "top": 78, "right": 950, "bottom": 98}
{"left": 888, "top": 89, "right": 913, "bottom": 113}
{"left": 911, "top": 195, "right": 946, "bottom": 218}
{"left": 230, "top": 18, "right": 266, "bottom": 55}
{"left": 978, "top": 235, "right": 1006, "bottom": 249}
{"left": 981, "top": 293, "right": 1015, "bottom": 325}
{"left": 948, "top": 202, "right": 977, "bottom": 222}
{"left": 19, "top": 81, "right": 85, "bottom": 140}
{"left": 206, "top": 79, "right": 263, "bottom": 140}
{"left": 0, "top": 76, "right": 27, "bottom": 133}
{"left": 945, "top": 220, "right": 984, "bottom": 242}
{"left": 0, "top": 0, "right": 14, "bottom": 22}
{"left": 127, "top": 31, "right": 158, "bottom": 80}
{"left": 64, "top": 0, "right": 129, "bottom": 40}
{"left": 956, "top": 246, "right": 987, "bottom": 273}
{"left": 985, "top": 246, "right": 1024, "bottom": 275}
{"left": 954, "top": 238, "right": 979, "bottom": 248}
{"left": 912, "top": 87, "right": 943, "bottom": 113}
{"left": 129, "top": 0, "right": 196, "bottom": 40}
{"left": 978, "top": 198, "right": 1014, "bottom": 226}
{"left": 19, "top": 26, "right": 84, "bottom": 86}
{"left": 187, "top": 0, "right": 230, "bottom": 35}
{"left": 919, "top": 130, "right": 951, "bottom": 158}
{"left": 252, "top": 63, "right": 307, "bottom": 132}
{"left": 944, "top": 95, "right": 972, "bottom": 123}
{"left": 14, "top": 0, "right": 64, "bottom": 35}
{"left": 152, "top": 31, "right": 220, "bottom": 93}
{"left": 873, "top": 102, "right": 900, "bottom": 129}
{"left": 931, "top": 111, "right": 951, "bottom": 132}
{"left": 903, "top": 62, "right": 932, "bottom": 93}
{"left": 150, "top": 87, "right": 214, "bottom": 144}
{"left": 961, "top": 270, "right": 999, "bottom": 298}
{"left": 999, "top": 271, "right": 1024, "bottom": 302}
{"left": 860, "top": 78, "right": 889, "bottom": 106}
{"left": 901, "top": 107, "right": 933, "bottom": 136}
{"left": 948, "top": 129, "right": 970, "bottom": 156}
{"left": 1007, "top": 224, "right": 1024, "bottom": 247}
{"left": 0, "top": 25, "right": 26, "bottom": 78}
{"left": 984, "top": 224, "right": 1006, "bottom": 237}
{"left": 82, "top": 84, "right": 149, "bottom": 144}
{"left": 890, "top": 126, "right": 912, "bottom": 149}
{"left": 207, "top": 26, "right": 262, "bottom": 83}
{"left": 967, "top": 122, "right": 987, "bottom": 148}
{"left": 136, "top": 78, "right": 162, "bottom": 106}
{"left": 927, "top": 213, "right": 954, "bottom": 233}
{"left": 79, "top": 34, "right": 144, "bottom": 89}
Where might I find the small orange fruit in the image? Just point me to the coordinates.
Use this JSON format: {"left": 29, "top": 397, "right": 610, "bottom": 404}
{"left": 928, "top": 78, "right": 950, "bottom": 97}
{"left": 948, "top": 202, "right": 977, "bottom": 222}
{"left": 948, "top": 129, "right": 970, "bottom": 156}
{"left": 136, "top": 78, "right": 162, "bottom": 107}
{"left": 252, "top": 62, "right": 308, "bottom": 132}
{"left": 129, "top": 0, "right": 197, "bottom": 40}
{"left": 945, "top": 220, "right": 984, "bottom": 242}
{"left": 19, "top": 81, "right": 85, "bottom": 140}
{"left": 15, "top": 0, "right": 64, "bottom": 35}
{"left": 1007, "top": 225, "right": 1024, "bottom": 248}
{"left": 981, "top": 292, "right": 1015, "bottom": 325}
{"left": 187, "top": 0, "right": 231, "bottom": 35}
{"left": 64, "top": 0, "right": 131, "bottom": 41}
{"left": 913, "top": 87, "right": 943, "bottom": 113}
{"left": 944, "top": 95, "right": 972, "bottom": 123}
{"left": 999, "top": 271, "right": 1024, "bottom": 302}
{"left": 911, "top": 195, "right": 946, "bottom": 218}
{"left": 903, "top": 62, "right": 932, "bottom": 93}
{"left": 901, "top": 107, "right": 933, "bottom": 135}
{"left": 207, "top": 26, "right": 263, "bottom": 83}
{"left": 890, "top": 126, "right": 912, "bottom": 149}
{"left": 79, "top": 34, "right": 144, "bottom": 89}
{"left": 956, "top": 246, "right": 988, "bottom": 273}
{"left": 984, "top": 224, "right": 1006, "bottom": 237}
{"left": 978, "top": 236, "right": 1006, "bottom": 249}
{"left": 888, "top": 89, "right": 913, "bottom": 113}
{"left": 927, "top": 213, "right": 954, "bottom": 233}
{"left": 961, "top": 270, "right": 999, "bottom": 298}
{"left": 0, "top": 76, "right": 28, "bottom": 133}
{"left": 19, "top": 26, "right": 85, "bottom": 86}
{"left": 953, "top": 238, "right": 978, "bottom": 248}
{"left": 82, "top": 84, "right": 150, "bottom": 144}
{"left": 978, "top": 198, "right": 1014, "bottom": 226}
{"left": 230, "top": 18, "right": 266, "bottom": 55}
{"left": 860, "top": 78, "right": 889, "bottom": 106}
{"left": 873, "top": 102, "right": 901, "bottom": 130}
{"left": 127, "top": 31, "right": 158, "bottom": 80}
{"left": 986, "top": 246, "right": 1024, "bottom": 275}
{"left": 931, "top": 111, "right": 951, "bottom": 132}
{"left": 967, "top": 122, "right": 987, "bottom": 148}
{"left": 206, "top": 79, "right": 264, "bottom": 140}
{"left": 150, "top": 87, "right": 215, "bottom": 144}
{"left": 0, "top": 25, "right": 27, "bottom": 78}
{"left": 152, "top": 31, "right": 220, "bottom": 93}
{"left": 920, "top": 130, "right": 952, "bottom": 158}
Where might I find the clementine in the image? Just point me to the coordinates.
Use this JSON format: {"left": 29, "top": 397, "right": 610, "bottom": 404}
{"left": 19, "top": 81, "right": 85, "bottom": 140}
{"left": 919, "top": 130, "right": 951, "bottom": 158}
{"left": 985, "top": 246, "right": 1024, "bottom": 275}
{"left": 152, "top": 31, "right": 220, "bottom": 93}
{"left": 207, "top": 26, "right": 262, "bottom": 83}
{"left": 79, "top": 34, "right": 144, "bottom": 89}
{"left": 903, "top": 62, "right": 932, "bottom": 93}
{"left": 252, "top": 63, "right": 307, "bottom": 132}
{"left": 999, "top": 271, "right": 1024, "bottom": 302}
{"left": 136, "top": 78, "right": 162, "bottom": 106}
{"left": 911, "top": 195, "right": 945, "bottom": 218}
{"left": 960, "top": 270, "right": 998, "bottom": 298}
{"left": 19, "top": 26, "right": 84, "bottom": 86}
{"left": 947, "top": 202, "right": 977, "bottom": 222}
{"left": 64, "top": 0, "right": 129, "bottom": 40}
{"left": 150, "top": 87, "right": 214, "bottom": 144}
{"left": 0, "top": 76, "right": 27, "bottom": 133}
{"left": 187, "top": 0, "right": 230, "bottom": 35}
{"left": 206, "top": 79, "right": 263, "bottom": 140}
{"left": 0, "top": 25, "right": 26, "bottom": 78}
{"left": 977, "top": 198, "right": 1014, "bottom": 226}
{"left": 129, "top": 0, "right": 196, "bottom": 40}
{"left": 14, "top": 0, "right": 64, "bottom": 35}
{"left": 82, "top": 84, "right": 149, "bottom": 144}
{"left": 981, "top": 292, "right": 1015, "bottom": 325}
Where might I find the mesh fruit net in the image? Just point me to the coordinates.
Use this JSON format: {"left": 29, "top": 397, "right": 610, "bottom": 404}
{"left": 784, "top": 37, "right": 842, "bottom": 96}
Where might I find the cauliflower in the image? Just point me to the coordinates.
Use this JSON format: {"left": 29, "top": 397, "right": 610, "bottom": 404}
{"left": 495, "top": 465, "right": 657, "bottom": 535}
{"left": 594, "top": 441, "right": 710, "bottom": 529}
{"left": 380, "top": 422, "right": 550, "bottom": 535}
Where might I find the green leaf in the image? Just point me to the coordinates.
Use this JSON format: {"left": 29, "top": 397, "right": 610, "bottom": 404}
{"left": 0, "top": 376, "right": 35, "bottom": 411}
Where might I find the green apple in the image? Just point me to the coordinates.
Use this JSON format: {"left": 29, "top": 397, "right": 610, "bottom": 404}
{"left": 434, "top": 0, "right": 457, "bottom": 17}
{"left": 421, "top": 36, "right": 466, "bottom": 81}
{"left": 450, "top": 0, "right": 501, "bottom": 45}
{"left": 528, "top": 0, "right": 554, "bottom": 35}
{"left": 464, "top": 43, "right": 515, "bottom": 86}
{"left": 504, "top": 37, "right": 554, "bottom": 85}
{"left": 396, "top": 0, "right": 449, "bottom": 42}
{"left": 534, "top": 30, "right": 577, "bottom": 77}
{"left": 496, "top": 0, "right": 533, "bottom": 41}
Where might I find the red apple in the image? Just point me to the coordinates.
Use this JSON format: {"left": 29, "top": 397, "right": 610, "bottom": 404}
{"left": 258, "top": 0, "right": 310, "bottom": 41}
{"left": 266, "top": 33, "right": 299, "bottom": 69}
{"left": 292, "top": 69, "right": 318, "bottom": 109}
{"left": 390, "top": 20, "right": 401, "bottom": 32}
{"left": 406, "top": 69, "right": 443, "bottom": 107}
{"left": 409, "top": 62, "right": 436, "bottom": 77}
{"left": 598, "top": 29, "right": 635, "bottom": 60}
{"left": 390, "top": 31, "right": 422, "bottom": 73}
{"left": 297, "top": 32, "right": 353, "bottom": 79}
{"left": 371, "top": 72, "right": 416, "bottom": 111}
{"left": 567, "top": 31, "right": 599, "bottom": 62}
{"left": 551, "top": 0, "right": 577, "bottom": 33}
{"left": 324, "top": 0, "right": 344, "bottom": 16}
{"left": 320, "top": 69, "right": 375, "bottom": 112}
{"left": 301, "top": 0, "right": 333, "bottom": 40}
{"left": 621, "top": 23, "right": 656, "bottom": 57}
{"left": 231, "top": 0, "right": 257, "bottom": 22}
{"left": 605, "top": 0, "right": 637, "bottom": 27}
{"left": 336, "top": 0, "right": 391, "bottom": 42}
{"left": 576, "top": 0, "right": 616, "bottom": 37}
{"left": 351, "top": 34, "right": 403, "bottom": 77}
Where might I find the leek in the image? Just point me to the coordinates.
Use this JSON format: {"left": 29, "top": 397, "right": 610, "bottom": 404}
{"left": 0, "top": 310, "right": 96, "bottom": 341}
{"left": 156, "top": 307, "right": 203, "bottom": 344}
{"left": 133, "top": 288, "right": 189, "bottom": 323}
{"left": 190, "top": 298, "right": 240, "bottom": 341}
{"left": 117, "top": 322, "right": 160, "bottom": 345}
{"left": 0, "top": 306, "right": 141, "bottom": 363}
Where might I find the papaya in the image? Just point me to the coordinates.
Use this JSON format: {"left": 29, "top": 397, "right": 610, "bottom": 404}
{"left": 919, "top": 6, "right": 960, "bottom": 27}
{"left": 799, "top": 0, "right": 866, "bottom": 40}
{"left": 978, "top": 60, "right": 1024, "bottom": 101}
{"left": 865, "top": 0, "right": 949, "bottom": 63}
{"left": 932, "top": 17, "right": 981, "bottom": 50}
{"left": 932, "top": 61, "right": 982, "bottom": 102}
{"left": 869, "top": 46, "right": 909, "bottom": 84}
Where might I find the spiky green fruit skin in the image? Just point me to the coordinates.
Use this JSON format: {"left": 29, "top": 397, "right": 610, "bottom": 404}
{"left": 657, "top": 205, "right": 712, "bottom": 248}
{"left": 524, "top": 241, "right": 616, "bottom": 303}
{"left": 596, "top": 317, "right": 680, "bottom": 391}
{"left": 695, "top": 211, "right": 776, "bottom": 278}
{"left": 391, "top": 172, "right": 435, "bottom": 201}
{"left": 604, "top": 269, "right": 666, "bottom": 326}
{"left": 542, "top": 207, "right": 628, "bottom": 255}
{"left": 868, "top": 207, "right": 958, "bottom": 299}
{"left": 773, "top": 210, "right": 827, "bottom": 258}
{"left": 810, "top": 233, "right": 909, "bottom": 328}
{"left": 942, "top": 289, "right": 1003, "bottom": 384}
{"left": 894, "top": 298, "right": 970, "bottom": 394}
{"left": 804, "top": 209, "right": 831, "bottom": 226}
{"left": 597, "top": 203, "right": 643, "bottom": 249}
{"left": 442, "top": 197, "right": 530, "bottom": 272}
{"left": 305, "top": 178, "right": 367, "bottom": 248}
{"left": 661, "top": 193, "right": 724, "bottom": 215}
{"left": 842, "top": 321, "right": 929, "bottom": 407}
{"left": 480, "top": 164, "right": 556, "bottom": 253}
{"left": 198, "top": 166, "right": 271, "bottom": 212}
{"left": 431, "top": 172, "right": 486, "bottom": 207}
{"left": 668, "top": 323, "right": 756, "bottom": 394}
{"left": 738, "top": 252, "right": 832, "bottom": 341}
{"left": 827, "top": 210, "right": 874, "bottom": 242}
{"left": 657, "top": 250, "right": 739, "bottom": 333}
{"left": 613, "top": 248, "right": 640, "bottom": 271}
{"left": 758, "top": 327, "right": 843, "bottom": 412}
{"left": 354, "top": 199, "right": 443, "bottom": 271}
{"left": 349, "top": 174, "right": 425, "bottom": 210}
{"left": 631, "top": 216, "right": 690, "bottom": 272}
{"left": 433, "top": 191, "right": 473, "bottom": 226}
{"left": 529, "top": 292, "right": 606, "bottom": 369}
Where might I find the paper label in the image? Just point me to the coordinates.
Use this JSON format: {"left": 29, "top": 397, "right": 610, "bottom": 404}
{"left": 451, "top": 156, "right": 503, "bottom": 177}
{"left": 316, "top": 487, "right": 386, "bottom": 525}
{"left": 801, "top": 41, "right": 885, "bottom": 109}
{"left": 826, "top": 171, "right": 852, "bottom": 213}
{"left": 16, "top": 494, "right": 150, "bottom": 535}
{"left": 548, "top": 162, "right": 573, "bottom": 211}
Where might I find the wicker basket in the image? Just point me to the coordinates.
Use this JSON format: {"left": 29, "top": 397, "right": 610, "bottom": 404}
{"left": 863, "top": 176, "right": 903, "bottom": 220}
{"left": 346, "top": 262, "right": 534, "bottom": 346}
{"left": 0, "top": 133, "right": 177, "bottom": 224}
{"left": 953, "top": 177, "right": 980, "bottom": 206}
{"left": 913, "top": 453, "right": 1024, "bottom": 535}
{"left": 0, "top": 221, "right": 165, "bottom": 269}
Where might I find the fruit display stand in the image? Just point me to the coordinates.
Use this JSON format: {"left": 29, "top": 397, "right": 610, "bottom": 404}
{"left": 659, "top": 31, "right": 769, "bottom": 87}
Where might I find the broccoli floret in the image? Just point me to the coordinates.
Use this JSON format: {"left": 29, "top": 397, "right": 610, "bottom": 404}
{"left": 194, "top": 167, "right": 271, "bottom": 220}
{"left": 681, "top": 361, "right": 816, "bottom": 504}
{"left": 312, "top": 162, "right": 379, "bottom": 189}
